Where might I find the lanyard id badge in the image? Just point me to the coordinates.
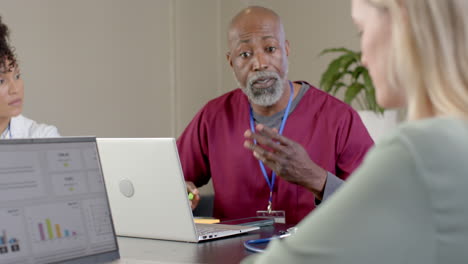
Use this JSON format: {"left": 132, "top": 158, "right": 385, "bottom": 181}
{"left": 250, "top": 81, "right": 294, "bottom": 224}
{"left": 255, "top": 192, "right": 286, "bottom": 223}
{"left": 256, "top": 211, "right": 286, "bottom": 224}
{"left": 256, "top": 198, "right": 286, "bottom": 223}
{"left": 257, "top": 192, "right": 286, "bottom": 224}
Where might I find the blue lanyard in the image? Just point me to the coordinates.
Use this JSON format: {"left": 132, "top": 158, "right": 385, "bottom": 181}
{"left": 249, "top": 81, "right": 294, "bottom": 210}
{"left": 1, "top": 122, "right": 11, "bottom": 139}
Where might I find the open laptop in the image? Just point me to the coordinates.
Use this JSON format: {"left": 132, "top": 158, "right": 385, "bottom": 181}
{"left": 0, "top": 137, "right": 120, "bottom": 264}
{"left": 96, "top": 138, "right": 259, "bottom": 243}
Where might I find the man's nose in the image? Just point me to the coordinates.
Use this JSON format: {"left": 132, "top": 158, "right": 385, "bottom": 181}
{"left": 252, "top": 52, "right": 269, "bottom": 71}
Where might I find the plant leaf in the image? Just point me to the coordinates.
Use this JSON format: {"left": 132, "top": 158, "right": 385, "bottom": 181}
{"left": 319, "top": 47, "right": 385, "bottom": 113}
{"left": 365, "top": 88, "right": 385, "bottom": 114}
{"left": 341, "top": 54, "right": 360, "bottom": 73}
{"left": 331, "top": 82, "right": 346, "bottom": 96}
{"left": 319, "top": 47, "right": 355, "bottom": 56}
{"left": 320, "top": 54, "right": 347, "bottom": 91}
{"left": 320, "top": 53, "right": 358, "bottom": 92}
{"left": 344, "top": 83, "right": 364, "bottom": 104}
{"left": 362, "top": 70, "right": 374, "bottom": 93}
{"left": 352, "top": 66, "right": 367, "bottom": 81}
{"left": 323, "top": 71, "right": 348, "bottom": 93}
{"left": 365, "top": 88, "right": 376, "bottom": 110}
{"left": 320, "top": 48, "right": 361, "bottom": 67}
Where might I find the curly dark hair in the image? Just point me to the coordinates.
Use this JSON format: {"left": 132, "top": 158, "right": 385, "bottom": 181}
{"left": 0, "top": 16, "right": 16, "bottom": 72}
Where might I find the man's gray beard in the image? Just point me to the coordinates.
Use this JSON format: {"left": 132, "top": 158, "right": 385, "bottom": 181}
{"left": 239, "top": 71, "right": 285, "bottom": 107}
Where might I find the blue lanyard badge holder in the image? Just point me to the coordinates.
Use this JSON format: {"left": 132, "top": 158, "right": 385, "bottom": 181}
{"left": 256, "top": 207, "right": 286, "bottom": 224}
{"left": 250, "top": 81, "right": 294, "bottom": 224}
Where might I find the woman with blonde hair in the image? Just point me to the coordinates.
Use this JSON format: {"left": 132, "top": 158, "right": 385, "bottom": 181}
{"left": 0, "top": 15, "right": 59, "bottom": 138}
{"left": 242, "top": 0, "right": 468, "bottom": 263}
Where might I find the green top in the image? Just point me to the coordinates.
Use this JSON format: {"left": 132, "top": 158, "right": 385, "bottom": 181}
{"left": 243, "top": 117, "right": 468, "bottom": 264}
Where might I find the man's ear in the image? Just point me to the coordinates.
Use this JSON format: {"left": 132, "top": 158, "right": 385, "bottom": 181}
{"left": 226, "top": 51, "right": 233, "bottom": 67}
{"left": 285, "top": 40, "right": 290, "bottom": 57}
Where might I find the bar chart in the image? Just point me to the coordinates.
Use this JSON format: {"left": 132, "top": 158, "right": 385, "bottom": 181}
{"left": 26, "top": 202, "right": 86, "bottom": 254}
{"left": 0, "top": 208, "right": 28, "bottom": 261}
{"left": 36, "top": 218, "right": 78, "bottom": 242}
{"left": 0, "top": 230, "right": 20, "bottom": 254}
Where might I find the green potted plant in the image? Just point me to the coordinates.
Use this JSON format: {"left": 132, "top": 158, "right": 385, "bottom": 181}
{"left": 319, "top": 47, "right": 398, "bottom": 141}
{"left": 319, "top": 47, "right": 384, "bottom": 113}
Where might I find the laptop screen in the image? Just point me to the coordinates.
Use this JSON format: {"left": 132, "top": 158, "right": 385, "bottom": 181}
{"left": 0, "top": 137, "right": 119, "bottom": 264}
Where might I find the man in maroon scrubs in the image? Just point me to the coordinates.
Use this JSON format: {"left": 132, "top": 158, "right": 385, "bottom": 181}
{"left": 177, "top": 6, "right": 373, "bottom": 225}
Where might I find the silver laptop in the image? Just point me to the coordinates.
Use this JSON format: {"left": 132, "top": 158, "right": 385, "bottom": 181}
{"left": 0, "top": 137, "right": 119, "bottom": 264}
{"left": 97, "top": 138, "right": 259, "bottom": 243}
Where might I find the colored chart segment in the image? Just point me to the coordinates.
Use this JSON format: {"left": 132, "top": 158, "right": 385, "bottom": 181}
{"left": 0, "top": 208, "right": 28, "bottom": 261}
{"left": 25, "top": 202, "right": 87, "bottom": 254}
{"left": 36, "top": 218, "right": 78, "bottom": 242}
{"left": 0, "top": 230, "right": 21, "bottom": 254}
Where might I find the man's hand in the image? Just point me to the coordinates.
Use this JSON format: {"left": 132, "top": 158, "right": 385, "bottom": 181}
{"left": 243, "top": 124, "right": 327, "bottom": 199}
{"left": 186, "top": 181, "right": 201, "bottom": 210}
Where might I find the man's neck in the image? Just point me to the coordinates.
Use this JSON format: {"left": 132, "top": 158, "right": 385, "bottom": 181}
{"left": 250, "top": 81, "right": 300, "bottom": 117}
{"left": 0, "top": 117, "right": 11, "bottom": 134}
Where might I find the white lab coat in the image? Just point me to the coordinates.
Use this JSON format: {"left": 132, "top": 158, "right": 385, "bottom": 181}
{"left": 6, "top": 115, "right": 60, "bottom": 138}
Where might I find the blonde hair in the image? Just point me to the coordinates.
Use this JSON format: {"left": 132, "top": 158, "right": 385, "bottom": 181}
{"left": 368, "top": 0, "right": 468, "bottom": 120}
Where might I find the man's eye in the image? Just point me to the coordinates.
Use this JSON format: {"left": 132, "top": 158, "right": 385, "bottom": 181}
{"left": 266, "top": 47, "right": 276, "bottom": 53}
{"left": 15, "top": 74, "right": 21, "bottom": 80}
{"left": 0, "top": 79, "right": 4, "bottom": 85}
{"left": 240, "top": 52, "right": 251, "bottom": 58}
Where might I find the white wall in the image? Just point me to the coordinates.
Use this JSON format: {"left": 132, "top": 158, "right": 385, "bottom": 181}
{"left": 173, "top": 0, "right": 223, "bottom": 136}
{"left": 0, "top": 0, "right": 217, "bottom": 137}
{"left": 0, "top": 0, "right": 358, "bottom": 139}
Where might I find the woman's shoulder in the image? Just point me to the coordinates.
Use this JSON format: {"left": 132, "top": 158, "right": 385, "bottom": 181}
{"left": 11, "top": 115, "right": 60, "bottom": 138}
{"left": 379, "top": 117, "right": 468, "bottom": 181}
{"left": 388, "top": 117, "right": 468, "bottom": 151}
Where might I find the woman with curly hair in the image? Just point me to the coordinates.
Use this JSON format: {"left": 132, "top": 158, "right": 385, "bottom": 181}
{"left": 0, "top": 15, "right": 59, "bottom": 138}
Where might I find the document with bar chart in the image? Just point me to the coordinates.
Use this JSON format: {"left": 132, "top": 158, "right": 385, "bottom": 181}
{"left": 0, "top": 139, "right": 118, "bottom": 264}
